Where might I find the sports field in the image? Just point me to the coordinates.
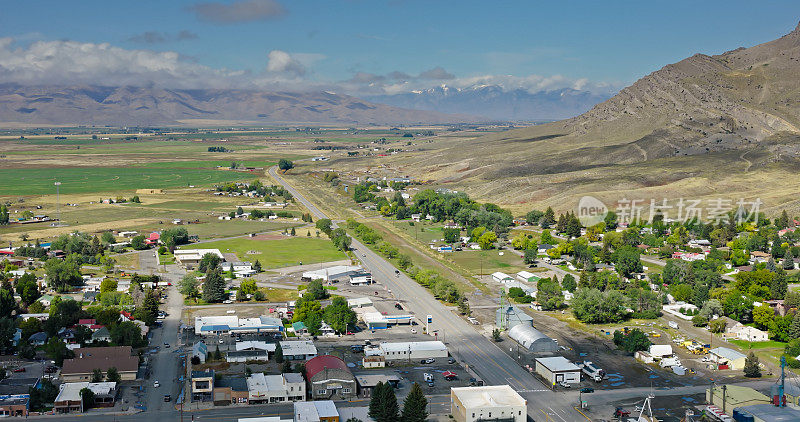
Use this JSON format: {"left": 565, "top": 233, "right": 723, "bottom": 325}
{"left": 184, "top": 236, "right": 345, "bottom": 269}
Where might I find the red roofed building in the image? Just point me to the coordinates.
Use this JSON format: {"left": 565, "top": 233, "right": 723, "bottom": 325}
{"left": 119, "top": 311, "right": 134, "bottom": 321}
{"left": 78, "top": 319, "right": 96, "bottom": 326}
{"left": 145, "top": 232, "right": 160, "bottom": 245}
{"left": 304, "top": 355, "right": 356, "bottom": 400}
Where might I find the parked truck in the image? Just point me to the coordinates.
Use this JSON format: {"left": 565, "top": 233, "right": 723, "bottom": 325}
{"left": 578, "top": 361, "right": 606, "bottom": 382}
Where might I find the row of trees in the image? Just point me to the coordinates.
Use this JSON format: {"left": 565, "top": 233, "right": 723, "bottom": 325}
{"left": 368, "top": 381, "right": 428, "bottom": 422}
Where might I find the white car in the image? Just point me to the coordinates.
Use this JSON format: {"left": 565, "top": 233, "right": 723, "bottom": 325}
{"left": 411, "top": 329, "right": 417, "bottom": 334}
{"left": 154, "top": 381, "right": 160, "bottom": 388}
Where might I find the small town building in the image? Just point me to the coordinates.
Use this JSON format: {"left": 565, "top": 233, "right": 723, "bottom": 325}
{"left": 348, "top": 272, "right": 373, "bottom": 286}
{"left": 374, "top": 341, "right": 448, "bottom": 361}
{"left": 337, "top": 407, "right": 373, "bottom": 422}
{"left": 280, "top": 341, "right": 318, "bottom": 361}
{"left": 54, "top": 382, "right": 117, "bottom": 413}
{"left": 347, "top": 297, "right": 373, "bottom": 308}
{"left": 736, "top": 403, "right": 800, "bottom": 422}
{"left": 708, "top": 347, "right": 747, "bottom": 370}
{"left": 353, "top": 374, "right": 401, "bottom": 397}
{"left": 450, "top": 385, "right": 527, "bottom": 422}
{"left": 192, "top": 341, "right": 208, "bottom": 364}
{"left": 246, "top": 373, "right": 305, "bottom": 404}
{"left": 491, "top": 272, "right": 514, "bottom": 283}
{"left": 305, "top": 355, "right": 356, "bottom": 400}
{"left": 496, "top": 306, "right": 534, "bottom": 330}
{"left": 706, "top": 385, "right": 770, "bottom": 415}
{"left": 302, "top": 266, "right": 362, "bottom": 282}
{"left": 174, "top": 248, "right": 224, "bottom": 268}
{"left": 194, "top": 315, "right": 283, "bottom": 336}
{"left": 214, "top": 377, "right": 249, "bottom": 405}
{"left": 507, "top": 324, "right": 558, "bottom": 353}
{"left": 61, "top": 347, "right": 138, "bottom": 382}
{"left": 515, "top": 271, "right": 540, "bottom": 283}
{"left": 192, "top": 370, "right": 215, "bottom": 402}
{"left": 28, "top": 332, "right": 48, "bottom": 346}
{"left": 0, "top": 394, "right": 29, "bottom": 417}
{"left": 534, "top": 356, "right": 581, "bottom": 386}
{"left": 726, "top": 322, "right": 769, "bottom": 342}
{"left": 90, "top": 326, "right": 111, "bottom": 344}
{"left": 648, "top": 344, "right": 673, "bottom": 359}
{"left": 294, "top": 400, "right": 340, "bottom": 422}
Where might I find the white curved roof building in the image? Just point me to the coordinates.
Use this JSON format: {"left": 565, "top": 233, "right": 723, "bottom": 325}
{"left": 508, "top": 324, "right": 558, "bottom": 353}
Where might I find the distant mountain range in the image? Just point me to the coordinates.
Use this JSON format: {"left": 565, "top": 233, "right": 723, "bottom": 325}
{"left": 0, "top": 84, "right": 475, "bottom": 126}
{"left": 367, "top": 85, "right": 613, "bottom": 121}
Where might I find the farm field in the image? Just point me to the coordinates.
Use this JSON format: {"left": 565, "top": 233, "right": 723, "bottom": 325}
{"left": 0, "top": 166, "right": 257, "bottom": 195}
{"left": 182, "top": 236, "right": 345, "bottom": 269}
{"left": 186, "top": 220, "right": 300, "bottom": 240}
{"left": 449, "top": 249, "right": 529, "bottom": 275}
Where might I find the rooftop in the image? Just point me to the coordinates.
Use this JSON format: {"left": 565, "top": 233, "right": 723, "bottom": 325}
{"left": 305, "top": 355, "right": 350, "bottom": 380}
{"left": 295, "top": 400, "right": 339, "bottom": 422}
{"left": 709, "top": 347, "right": 747, "bottom": 361}
{"left": 737, "top": 403, "right": 800, "bottom": 421}
{"left": 55, "top": 382, "right": 116, "bottom": 402}
{"left": 535, "top": 356, "right": 581, "bottom": 372}
{"left": 280, "top": 340, "right": 317, "bottom": 356}
{"left": 379, "top": 341, "right": 447, "bottom": 353}
{"left": 62, "top": 346, "right": 137, "bottom": 375}
{"left": 451, "top": 385, "right": 527, "bottom": 408}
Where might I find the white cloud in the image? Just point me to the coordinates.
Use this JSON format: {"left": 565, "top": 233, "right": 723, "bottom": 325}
{"left": 266, "top": 50, "right": 306, "bottom": 76}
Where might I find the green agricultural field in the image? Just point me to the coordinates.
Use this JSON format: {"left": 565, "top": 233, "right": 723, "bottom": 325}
{"left": 184, "top": 236, "right": 345, "bottom": 268}
{"left": 186, "top": 220, "right": 299, "bottom": 240}
{"left": 0, "top": 166, "right": 257, "bottom": 195}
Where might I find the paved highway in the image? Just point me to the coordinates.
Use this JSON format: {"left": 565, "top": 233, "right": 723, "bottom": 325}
{"left": 270, "top": 167, "right": 584, "bottom": 422}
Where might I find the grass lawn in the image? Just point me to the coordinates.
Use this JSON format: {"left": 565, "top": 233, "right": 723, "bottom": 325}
{"left": 449, "top": 249, "right": 527, "bottom": 275}
{"left": 728, "top": 339, "right": 787, "bottom": 350}
{"left": 184, "top": 236, "right": 345, "bottom": 269}
{"left": 391, "top": 221, "right": 447, "bottom": 244}
{"left": 187, "top": 220, "right": 299, "bottom": 240}
{"left": 259, "top": 287, "right": 299, "bottom": 302}
{"left": 158, "top": 252, "right": 176, "bottom": 265}
{"left": 113, "top": 253, "right": 140, "bottom": 270}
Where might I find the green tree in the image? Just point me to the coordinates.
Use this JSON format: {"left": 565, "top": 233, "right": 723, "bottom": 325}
{"left": 135, "top": 291, "right": 160, "bottom": 326}
{"left": 492, "top": 329, "right": 501, "bottom": 342}
{"left": 752, "top": 304, "right": 774, "bottom": 330}
{"left": 106, "top": 366, "right": 121, "bottom": 383}
{"left": 80, "top": 387, "right": 95, "bottom": 410}
{"left": 540, "top": 229, "right": 554, "bottom": 245}
{"left": 239, "top": 279, "right": 258, "bottom": 297}
{"left": 401, "top": 382, "right": 428, "bottom": 422}
{"left": 0, "top": 318, "right": 16, "bottom": 354}
{"left": 45, "top": 337, "right": 73, "bottom": 366}
{"left": 101, "top": 231, "right": 115, "bottom": 244}
{"left": 613, "top": 328, "right": 651, "bottom": 353}
{"left": 281, "top": 360, "right": 292, "bottom": 373}
{"left": 540, "top": 207, "right": 556, "bottom": 229}
{"left": 369, "top": 382, "right": 399, "bottom": 422}
{"left": 323, "top": 296, "right": 357, "bottom": 333}
{"left": 561, "top": 274, "right": 577, "bottom": 293}
{"left": 130, "top": 235, "right": 147, "bottom": 250}
{"left": 274, "top": 342, "right": 284, "bottom": 363}
{"left": 100, "top": 278, "right": 118, "bottom": 293}
{"left": 769, "top": 314, "right": 793, "bottom": 342}
{"left": 15, "top": 273, "right": 40, "bottom": 305}
{"left": 202, "top": 267, "right": 226, "bottom": 303}
{"left": 692, "top": 315, "right": 708, "bottom": 327}
{"left": 0, "top": 289, "right": 17, "bottom": 320}
{"left": 477, "top": 231, "right": 497, "bottom": 250}
{"left": 91, "top": 368, "right": 104, "bottom": 383}
{"left": 743, "top": 352, "right": 761, "bottom": 378}
{"left": 290, "top": 227, "right": 296, "bottom": 236}
{"left": 613, "top": 246, "right": 643, "bottom": 277}
{"left": 306, "top": 279, "right": 329, "bottom": 300}
{"left": 0, "top": 204, "right": 9, "bottom": 225}
{"left": 604, "top": 211, "right": 618, "bottom": 230}
{"left": 198, "top": 253, "right": 222, "bottom": 273}
{"left": 443, "top": 228, "right": 460, "bottom": 243}
{"left": 709, "top": 318, "right": 728, "bottom": 334}
{"left": 316, "top": 219, "right": 333, "bottom": 235}
{"left": 789, "top": 313, "right": 800, "bottom": 340}
{"left": 110, "top": 321, "right": 145, "bottom": 348}
{"left": 278, "top": 158, "right": 295, "bottom": 172}
{"left": 179, "top": 274, "right": 200, "bottom": 301}
{"left": 537, "top": 279, "right": 564, "bottom": 311}
{"left": 253, "top": 260, "right": 262, "bottom": 272}
{"left": 526, "top": 210, "right": 544, "bottom": 226}
{"left": 572, "top": 288, "right": 628, "bottom": 324}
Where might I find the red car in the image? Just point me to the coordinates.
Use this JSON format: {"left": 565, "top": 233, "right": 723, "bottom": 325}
{"left": 442, "top": 371, "right": 457, "bottom": 381}
{"left": 13, "top": 368, "right": 25, "bottom": 373}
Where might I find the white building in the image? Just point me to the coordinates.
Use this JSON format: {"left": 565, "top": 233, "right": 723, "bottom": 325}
{"left": 279, "top": 341, "right": 318, "bottom": 361}
{"left": 491, "top": 272, "right": 514, "bottom": 283}
{"left": 194, "top": 315, "right": 283, "bottom": 336}
{"left": 246, "top": 373, "right": 305, "bottom": 403}
{"left": 174, "top": 249, "right": 224, "bottom": 267}
{"left": 515, "top": 271, "right": 540, "bottom": 283}
{"left": 294, "top": 400, "right": 339, "bottom": 422}
{"left": 726, "top": 322, "right": 769, "bottom": 342}
{"left": 535, "top": 356, "right": 581, "bottom": 386}
{"left": 374, "top": 341, "right": 448, "bottom": 361}
{"left": 348, "top": 272, "right": 373, "bottom": 286}
{"left": 450, "top": 385, "right": 527, "bottom": 422}
{"left": 302, "top": 266, "right": 362, "bottom": 282}
{"left": 226, "top": 341, "right": 277, "bottom": 363}
{"left": 347, "top": 297, "right": 373, "bottom": 308}
{"left": 648, "top": 344, "right": 674, "bottom": 359}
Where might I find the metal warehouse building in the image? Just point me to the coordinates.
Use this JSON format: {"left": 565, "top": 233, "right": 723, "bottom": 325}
{"left": 508, "top": 324, "right": 558, "bottom": 353}
{"left": 496, "top": 306, "right": 534, "bottom": 329}
{"left": 535, "top": 356, "right": 581, "bottom": 386}
{"left": 372, "top": 341, "right": 448, "bottom": 361}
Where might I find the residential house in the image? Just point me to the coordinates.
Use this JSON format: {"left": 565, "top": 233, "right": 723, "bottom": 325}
{"left": 28, "top": 332, "right": 48, "bottom": 346}
{"left": 726, "top": 322, "right": 769, "bottom": 342}
{"left": 537, "top": 244, "right": 554, "bottom": 255}
{"left": 192, "top": 341, "right": 208, "bottom": 364}
{"left": 227, "top": 341, "right": 275, "bottom": 363}
{"left": 90, "top": 327, "right": 111, "bottom": 344}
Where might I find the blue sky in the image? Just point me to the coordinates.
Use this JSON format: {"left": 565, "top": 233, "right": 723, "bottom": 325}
{"left": 1, "top": 0, "right": 799, "bottom": 95}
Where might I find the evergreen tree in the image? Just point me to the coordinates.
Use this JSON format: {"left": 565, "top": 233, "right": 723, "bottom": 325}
{"left": 743, "top": 352, "right": 761, "bottom": 378}
{"left": 214, "top": 346, "right": 222, "bottom": 360}
{"left": 274, "top": 342, "right": 284, "bottom": 363}
{"left": 253, "top": 260, "right": 262, "bottom": 272}
{"left": 291, "top": 227, "right": 296, "bottom": 236}
{"left": 770, "top": 269, "right": 788, "bottom": 300}
{"left": 202, "top": 267, "right": 226, "bottom": 303}
{"left": 401, "top": 382, "right": 428, "bottom": 422}
{"left": 281, "top": 360, "right": 292, "bottom": 373}
{"left": 369, "top": 382, "right": 399, "bottom": 422}
{"left": 784, "top": 249, "right": 795, "bottom": 270}
{"left": 540, "top": 207, "right": 555, "bottom": 229}
{"left": 0, "top": 204, "right": 9, "bottom": 225}
{"left": 788, "top": 313, "right": 800, "bottom": 340}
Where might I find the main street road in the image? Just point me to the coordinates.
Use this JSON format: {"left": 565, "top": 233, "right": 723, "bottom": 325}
{"left": 270, "top": 167, "right": 584, "bottom": 422}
